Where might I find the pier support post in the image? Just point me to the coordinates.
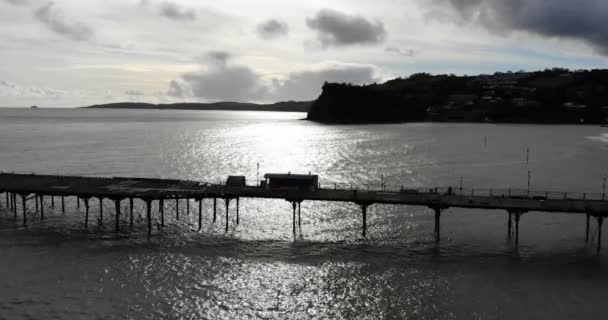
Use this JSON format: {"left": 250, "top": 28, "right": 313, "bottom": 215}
{"left": 51, "top": 196, "right": 54, "bottom": 208}
{"left": 4, "top": 192, "right": 8, "bottom": 209}
{"left": 99, "top": 198, "right": 103, "bottom": 225}
{"left": 159, "top": 199, "right": 165, "bottom": 228}
{"left": 507, "top": 211, "right": 512, "bottom": 239}
{"left": 586, "top": 213, "right": 590, "bottom": 243}
{"left": 77, "top": 197, "right": 80, "bottom": 209}
{"left": 176, "top": 198, "right": 179, "bottom": 220}
{"left": 114, "top": 199, "right": 121, "bottom": 232}
{"left": 225, "top": 198, "right": 231, "bottom": 232}
{"left": 146, "top": 199, "right": 152, "bottom": 235}
{"left": 35, "top": 195, "right": 39, "bottom": 214}
{"left": 198, "top": 198, "right": 203, "bottom": 231}
{"left": 597, "top": 216, "right": 604, "bottom": 254}
{"left": 84, "top": 198, "right": 89, "bottom": 229}
{"left": 292, "top": 201, "right": 297, "bottom": 235}
{"left": 213, "top": 198, "right": 217, "bottom": 223}
{"left": 514, "top": 212, "right": 523, "bottom": 246}
{"left": 13, "top": 193, "right": 17, "bottom": 217}
{"left": 21, "top": 195, "right": 26, "bottom": 225}
{"left": 434, "top": 207, "right": 441, "bottom": 243}
{"left": 236, "top": 198, "right": 240, "bottom": 225}
{"left": 39, "top": 195, "right": 44, "bottom": 220}
{"left": 129, "top": 198, "right": 134, "bottom": 228}
{"left": 186, "top": 198, "right": 190, "bottom": 216}
{"left": 360, "top": 204, "right": 369, "bottom": 238}
{"left": 298, "top": 202, "right": 301, "bottom": 230}
{"left": 61, "top": 196, "right": 65, "bottom": 214}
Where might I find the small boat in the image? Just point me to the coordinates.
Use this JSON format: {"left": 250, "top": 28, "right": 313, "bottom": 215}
{"left": 30, "top": 105, "right": 38, "bottom": 109}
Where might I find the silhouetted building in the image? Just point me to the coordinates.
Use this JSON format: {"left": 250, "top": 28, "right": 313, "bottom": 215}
{"left": 262, "top": 173, "right": 319, "bottom": 191}
{"left": 226, "top": 175, "right": 246, "bottom": 187}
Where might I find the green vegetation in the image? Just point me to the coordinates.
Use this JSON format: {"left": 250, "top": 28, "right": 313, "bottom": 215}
{"left": 307, "top": 69, "right": 608, "bottom": 124}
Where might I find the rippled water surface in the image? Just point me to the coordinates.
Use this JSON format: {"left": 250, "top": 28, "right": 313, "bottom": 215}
{"left": 1, "top": 108, "right": 608, "bottom": 319}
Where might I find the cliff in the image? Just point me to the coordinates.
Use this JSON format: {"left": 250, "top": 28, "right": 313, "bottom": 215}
{"left": 307, "top": 69, "right": 608, "bottom": 124}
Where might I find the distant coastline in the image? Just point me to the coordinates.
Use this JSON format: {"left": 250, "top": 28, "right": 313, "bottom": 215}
{"left": 307, "top": 68, "right": 608, "bottom": 124}
{"left": 84, "top": 101, "right": 312, "bottom": 113}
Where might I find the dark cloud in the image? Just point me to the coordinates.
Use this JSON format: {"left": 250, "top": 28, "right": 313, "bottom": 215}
{"left": 168, "top": 52, "right": 378, "bottom": 102}
{"left": 256, "top": 19, "right": 289, "bottom": 39}
{"left": 159, "top": 1, "right": 196, "bottom": 21}
{"left": 433, "top": 0, "right": 608, "bottom": 54}
{"left": 168, "top": 80, "right": 188, "bottom": 97}
{"left": 306, "top": 9, "right": 387, "bottom": 47}
{"left": 34, "top": 2, "right": 94, "bottom": 41}
{"left": 125, "top": 90, "right": 144, "bottom": 96}
{"left": 204, "top": 51, "right": 231, "bottom": 65}
{"left": 386, "top": 47, "right": 416, "bottom": 57}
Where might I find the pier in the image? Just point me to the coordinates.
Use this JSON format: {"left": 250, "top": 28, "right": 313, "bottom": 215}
{"left": 1, "top": 173, "right": 607, "bottom": 252}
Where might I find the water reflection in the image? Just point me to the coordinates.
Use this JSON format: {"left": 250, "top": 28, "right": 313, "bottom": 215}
{"left": 1, "top": 110, "right": 608, "bottom": 319}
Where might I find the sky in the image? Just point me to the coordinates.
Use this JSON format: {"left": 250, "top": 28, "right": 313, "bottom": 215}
{"left": 1, "top": 0, "right": 608, "bottom": 108}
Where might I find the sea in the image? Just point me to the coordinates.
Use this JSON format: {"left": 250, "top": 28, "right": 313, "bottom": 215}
{"left": 0, "top": 107, "right": 607, "bottom": 319}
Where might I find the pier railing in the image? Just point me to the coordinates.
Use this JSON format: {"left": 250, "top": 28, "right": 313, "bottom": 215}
{"left": 312, "top": 181, "right": 606, "bottom": 201}
{"left": 215, "top": 177, "right": 607, "bottom": 201}
{"left": 5, "top": 172, "right": 603, "bottom": 202}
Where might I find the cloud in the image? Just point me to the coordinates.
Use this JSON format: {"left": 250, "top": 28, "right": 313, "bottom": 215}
{"left": 204, "top": 51, "right": 232, "bottom": 66}
{"left": 386, "top": 47, "right": 416, "bottom": 57}
{"left": 125, "top": 90, "right": 144, "bottom": 96}
{"left": 34, "top": 2, "right": 94, "bottom": 41}
{"left": 256, "top": 19, "right": 288, "bottom": 39}
{"left": 159, "top": 1, "right": 196, "bottom": 21}
{"left": 271, "top": 65, "right": 379, "bottom": 101}
{"left": 182, "top": 66, "right": 266, "bottom": 101}
{"left": 168, "top": 52, "right": 379, "bottom": 102}
{"left": 0, "top": 80, "right": 65, "bottom": 97}
{"left": 306, "top": 9, "right": 387, "bottom": 47}
{"left": 431, "top": 0, "right": 608, "bottom": 55}
{"left": 169, "top": 53, "right": 267, "bottom": 101}
{"left": 168, "top": 79, "right": 189, "bottom": 97}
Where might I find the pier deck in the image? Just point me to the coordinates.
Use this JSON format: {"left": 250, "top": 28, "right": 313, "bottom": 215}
{"left": 1, "top": 173, "right": 606, "bottom": 251}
